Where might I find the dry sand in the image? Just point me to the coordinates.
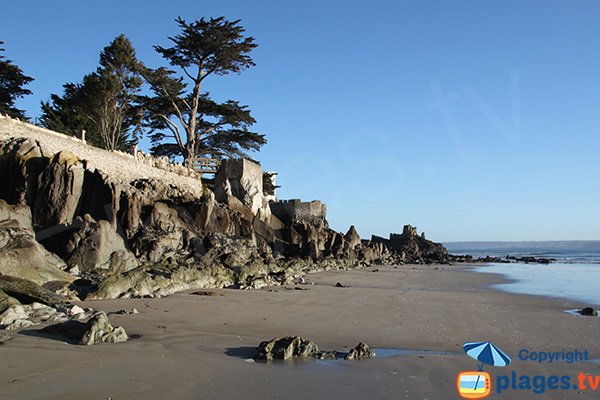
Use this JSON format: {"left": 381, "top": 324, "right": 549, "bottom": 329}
{"left": 1, "top": 264, "right": 599, "bottom": 400}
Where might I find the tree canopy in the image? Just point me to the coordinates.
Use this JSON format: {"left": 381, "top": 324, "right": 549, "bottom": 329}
{"left": 142, "top": 17, "right": 266, "bottom": 161}
{"left": 0, "top": 41, "right": 34, "bottom": 119}
{"left": 40, "top": 35, "right": 142, "bottom": 151}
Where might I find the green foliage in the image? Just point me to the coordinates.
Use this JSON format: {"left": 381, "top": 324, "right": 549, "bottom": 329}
{"left": 39, "top": 35, "right": 142, "bottom": 151}
{"left": 142, "top": 17, "right": 266, "bottom": 161}
{"left": 39, "top": 82, "right": 103, "bottom": 147}
{"left": 262, "top": 172, "right": 280, "bottom": 196}
{"left": 0, "top": 41, "right": 34, "bottom": 119}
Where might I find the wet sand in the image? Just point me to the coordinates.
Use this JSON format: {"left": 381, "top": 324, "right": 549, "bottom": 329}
{"left": 1, "top": 264, "right": 599, "bottom": 400}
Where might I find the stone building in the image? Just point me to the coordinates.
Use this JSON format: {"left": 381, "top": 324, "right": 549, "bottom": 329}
{"left": 269, "top": 199, "right": 327, "bottom": 227}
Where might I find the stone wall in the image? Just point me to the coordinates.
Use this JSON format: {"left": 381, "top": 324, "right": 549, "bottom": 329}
{"left": 0, "top": 115, "right": 202, "bottom": 185}
{"left": 270, "top": 199, "right": 327, "bottom": 227}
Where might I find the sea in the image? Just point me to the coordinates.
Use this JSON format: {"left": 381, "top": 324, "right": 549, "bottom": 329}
{"left": 444, "top": 241, "right": 600, "bottom": 306}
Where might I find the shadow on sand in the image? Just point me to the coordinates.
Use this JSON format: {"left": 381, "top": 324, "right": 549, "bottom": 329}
{"left": 225, "top": 346, "right": 258, "bottom": 359}
{"left": 19, "top": 321, "right": 86, "bottom": 344}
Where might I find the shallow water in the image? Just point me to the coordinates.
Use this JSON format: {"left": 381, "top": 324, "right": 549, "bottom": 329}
{"left": 473, "top": 263, "right": 600, "bottom": 306}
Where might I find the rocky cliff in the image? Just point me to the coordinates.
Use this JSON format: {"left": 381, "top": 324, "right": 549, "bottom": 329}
{"left": 0, "top": 117, "right": 449, "bottom": 304}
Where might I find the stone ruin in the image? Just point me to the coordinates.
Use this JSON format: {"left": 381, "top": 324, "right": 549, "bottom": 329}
{"left": 269, "top": 199, "right": 328, "bottom": 227}
{"left": 214, "top": 158, "right": 272, "bottom": 223}
{"left": 213, "top": 158, "right": 327, "bottom": 229}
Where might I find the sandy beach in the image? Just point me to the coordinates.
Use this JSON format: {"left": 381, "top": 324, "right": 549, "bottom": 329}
{"left": 1, "top": 264, "right": 599, "bottom": 400}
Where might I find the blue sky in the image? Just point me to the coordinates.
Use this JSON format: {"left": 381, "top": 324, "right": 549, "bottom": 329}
{"left": 2, "top": 0, "right": 599, "bottom": 241}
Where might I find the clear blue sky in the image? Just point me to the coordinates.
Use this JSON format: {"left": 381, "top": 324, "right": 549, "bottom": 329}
{"left": 2, "top": 0, "right": 599, "bottom": 241}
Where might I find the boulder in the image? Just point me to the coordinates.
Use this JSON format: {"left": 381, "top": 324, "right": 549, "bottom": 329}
{"left": 0, "top": 302, "right": 67, "bottom": 330}
{"left": 345, "top": 342, "right": 376, "bottom": 360}
{"left": 254, "top": 336, "right": 320, "bottom": 360}
{"left": 80, "top": 311, "right": 129, "bottom": 345}
{"left": 41, "top": 311, "right": 128, "bottom": 345}
{"left": 0, "top": 275, "right": 65, "bottom": 307}
{"left": 579, "top": 307, "right": 598, "bottom": 316}
{"left": 0, "top": 304, "right": 32, "bottom": 329}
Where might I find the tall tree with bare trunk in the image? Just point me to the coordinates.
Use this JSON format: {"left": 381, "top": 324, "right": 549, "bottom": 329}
{"left": 142, "top": 17, "right": 265, "bottom": 161}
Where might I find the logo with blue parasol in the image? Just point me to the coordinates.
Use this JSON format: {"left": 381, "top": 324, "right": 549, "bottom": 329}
{"left": 457, "top": 341, "right": 511, "bottom": 398}
{"left": 464, "top": 341, "right": 511, "bottom": 370}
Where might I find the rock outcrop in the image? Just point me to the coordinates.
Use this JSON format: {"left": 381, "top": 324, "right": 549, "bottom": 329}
{"left": 371, "top": 224, "right": 449, "bottom": 264}
{"left": 0, "top": 275, "right": 65, "bottom": 308}
{"left": 0, "top": 126, "right": 451, "bottom": 302}
{"left": 0, "top": 199, "right": 72, "bottom": 285}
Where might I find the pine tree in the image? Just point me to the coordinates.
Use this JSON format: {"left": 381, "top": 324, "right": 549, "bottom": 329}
{"left": 0, "top": 41, "right": 34, "bottom": 119}
{"left": 40, "top": 35, "right": 142, "bottom": 151}
{"left": 142, "top": 17, "right": 265, "bottom": 161}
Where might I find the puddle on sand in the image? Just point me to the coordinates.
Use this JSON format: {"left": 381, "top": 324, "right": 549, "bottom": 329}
{"left": 373, "top": 348, "right": 457, "bottom": 358}
{"left": 249, "top": 348, "right": 461, "bottom": 368}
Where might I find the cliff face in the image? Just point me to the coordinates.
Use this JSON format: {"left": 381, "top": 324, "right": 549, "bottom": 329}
{"left": 0, "top": 119, "right": 449, "bottom": 300}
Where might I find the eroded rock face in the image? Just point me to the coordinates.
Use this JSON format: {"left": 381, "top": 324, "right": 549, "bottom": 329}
{"left": 0, "top": 200, "right": 72, "bottom": 285}
{"left": 254, "top": 336, "right": 320, "bottom": 360}
{"left": 0, "top": 133, "right": 451, "bottom": 301}
{"left": 64, "top": 216, "right": 138, "bottom": 274}
{"left": 33, "top": 150, "right": 84, "bottom": 227}
{"left": 0, "top": 137, "right": 48, "bottom": 205}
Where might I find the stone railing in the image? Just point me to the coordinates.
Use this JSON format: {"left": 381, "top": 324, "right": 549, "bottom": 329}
{"left": 133, "top": 150, "right": 200, "bottom": 180}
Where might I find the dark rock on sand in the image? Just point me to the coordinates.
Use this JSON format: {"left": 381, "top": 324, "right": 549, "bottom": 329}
{"left": 254, "top": 336, "right": 320, "bottom": 360}
{"left": 41, "top": 311, "right": 128, "bottom": 345}
{"left": 578, "top": 307, "right": 598, "bottom": 316}
{"left": 254, "top": 337, "right": 376, "bottom": 362}
{"left": 345, "top": 342, "right": 376, "bottom": 360}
